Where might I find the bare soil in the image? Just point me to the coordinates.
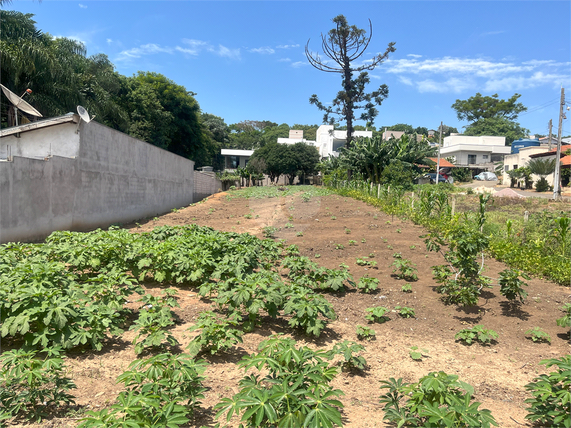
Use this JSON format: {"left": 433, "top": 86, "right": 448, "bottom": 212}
{"left": 9, "top": 189, "right": 571, "bottom": 428}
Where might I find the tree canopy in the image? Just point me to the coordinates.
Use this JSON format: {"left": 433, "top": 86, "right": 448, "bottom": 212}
{"left": 306, "top": 15, "right": 396, "bottom": 146}
{"left": 249, "top": 142, "right": 320, "bottom": 184}
{"left": 452, "top": 93, "right": 528, "bottom": 144}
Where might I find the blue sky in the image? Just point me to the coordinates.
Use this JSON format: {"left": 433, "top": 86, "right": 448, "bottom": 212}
{"left": 9, "top": 0, "right": 571, "bottom": 136}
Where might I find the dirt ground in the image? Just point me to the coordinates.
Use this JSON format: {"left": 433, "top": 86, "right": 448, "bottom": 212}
{"left": 9, "top": 189, "right": 571, "bottom": 428}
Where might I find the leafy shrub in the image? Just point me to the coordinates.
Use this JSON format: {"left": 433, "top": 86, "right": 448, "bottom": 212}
{"left": 283, "top": 287, "right": 336, "bottom": 337}
{"left": 79, "top": 353, "right": 207, "bottom": 428}
{"left": 365, "top": 306, "right": 390, "bottom": 323}
{"left": 0, "top": 347, "right": 76, "bottom": 423}
{"left": 262, "top": 226, "right": 279, "bottom": 238}
{"left": 455, "top": 325, "right": 498, "bottom": 345}
{"left": 395, "top": 306, "right": 415, "bottom": 318}
{"left": 380, "top": 372, "right": 497, "bottom": 427}
{"left": 130, "top": 289, "right": 180, "bottom": 354}
{"left": 330, "top": 340, "right": 367, "bottom": 371}
{"left": 401, "top": 283, "right": 412, "bottom": 293}
{"left": 356, "top": 257, "right": 377, "bottom": 267}
{"left": 391, "top": 259, "right": 418, "bottom": 281}
{"left": 187, "top": 311, "right": 244, "bottom": 356}
{"left": 356, "top": 325, "right": 376, "bottom": 341}
{"left": 498, "top": 268, "right": 529, "bottom": 303}
{"left": 525, "top": 355, "right": 570, "bottom": 428}
{"left": 214, "top": 336, "right": 344, "bottom": 428}
{"left": 556, "top": 303, "right": 571, "bottom": 328}
{"left": 356, "top": 276, "right": 380, "bottom": 293}
{"left": 525, "top": 327, "right": 551, "bottom": 344}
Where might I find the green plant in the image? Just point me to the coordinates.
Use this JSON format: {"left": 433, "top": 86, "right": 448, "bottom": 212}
{"left": 213, "top": 336, "right": 344, "bottom": 428}
{"left": 396, "top": 228, "right": 402, "bottom": 233}
{"left": 387, "top": 245, "right": 393, "bottom": 249}
{"left": 285, "top": 222, "right": 294, "bottom": 229}
{"left": 556, "top": 303, "right": 571, "bottom": 328}
{"left": 401, "top": 283, "right": 412, "bottom": 293}
{"left": 365, "top": 306, "right": 390, "bottom": 323}
{"left": 330, "top": 340, "right": 367, "bottom": 371}
{"left": 153, "top": 217, "right": 159, "bottom": 221}
{"left": 187, "top": 311, "right": 244, "bottom": 356}
{"left": 391, "top": 259, "right": 418, "bottom": 281}
{"left": 361, "top": 238, "right": 367, "bottom": 243}
{"left": 345, "top": 228, "right": 351, "bottom": 234}
{"left": 335, "top": 243, "right": 345, "bottom": 250}
{"left": 368, "top": 252, "right": 375, "bottom": 258}
{"left": 455, "top": 325, "right": 498, "bottom": 345}
{"left": 296, "top": 231, "right": 304, "bottom": 237}
{"left": 130, "top": 289, "right": 180, "bottom": 355}
{"left": 356, "top": 325, "right": 376, "bottom": 341}
{"left": 262, "top": 226, "right": 279, "bottom": 238}
{"left": 331, "top": 215, "right": 337, "bottom": 220}
{"left": 409, "top": 346, "right": 429, "bottom": 361}
{"left": 498, "top": 268, "right": 529, "bottom": 303}
{"left": 0, "top": 347, "right": 76, "bottom": 422}
{"left": 525, "top": 327, "right": 551, "bottom": 343}
{"left": 171, "top": 208, "right": 179, "bottom": 213}
{"left": 380, "top": 371, "right": 498, "bottom": 427}
{"left": 356, "top": 257, "right": 377, "bottom": 267}
{"left": 283, "top": 287, "right": 337, "bottom": 336}
{"left": 315, "top": 253, "right": 321, "bottom": 258}
{"left": 79, "top": 353, "right": 207, "bottom": 428}
{"left": 244, "top": 213, "right": 253, "bottom": 219}
{"left": 395, "top": 306, "right": 415, "bottom": 318}
{"left": 524, "top": 355, "right": 570, "bottom": 428}
{"left": 356, "top": 276, "right": 379, "bottom": 293}
{"left": 348, "top": 239, "right": 357, "bottom": 246}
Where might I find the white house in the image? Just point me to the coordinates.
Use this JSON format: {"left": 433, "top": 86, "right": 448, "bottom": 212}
{"left": 439, "top": 134, "right": 510, "bottom": 169}
{"left": 315, "top": 125, "right": 372, "bottom": 158}
{"left": 220, "top": 149, "right": 254, "bottom": 171}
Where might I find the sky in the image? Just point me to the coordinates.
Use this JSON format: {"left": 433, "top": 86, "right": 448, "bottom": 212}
{"left": 8, "top": 0, "right": 571, "bottom": 136}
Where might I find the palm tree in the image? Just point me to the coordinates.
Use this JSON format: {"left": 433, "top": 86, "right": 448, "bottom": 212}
{"left": 527, "top": 158, "right": 556, "bottom": 192}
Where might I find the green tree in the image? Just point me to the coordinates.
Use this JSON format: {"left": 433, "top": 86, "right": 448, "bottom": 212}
{"left": 388, "top": 123, "right": 414, "bottom": 134}
{"left": 306, "top": 15, "right": 396, "bottom": 146}
{"left": 291, "top": 142, "right": 320, "bottom": 183}
{"left": 452, "top": 93, "right": 528, "bottom": 144}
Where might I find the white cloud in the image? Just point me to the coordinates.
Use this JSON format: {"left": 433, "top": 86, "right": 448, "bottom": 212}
{"left": 277, "top": 44, "right": 300, "bottom": 49}
{"left": 291, "top": 61, "right": 307, "bottom": 68}
{"left": 278, "top": 58, "right": 292, "bottom": 62}
{"left": 381, "top": 55, "right": 570, "bottom": 94}
{"left": 480, "top": 30, "right": 506, "bottom": 37}
{"left": 78, "top": 3, "right": 87, "bottom": 8}
{"left": 249, "top": 47, "right": 275, "bottom": 55}
{"left": 213, "top": 45, "right": 241, "bottom": 60}
{"left": 116, "top": 43, "right": 174, "bottom": 60}
{"left": 407, "top": 54, "right": 422, "bottom": 58}
{"left": 106, "top": 38, "right": 113, "bottom": 44}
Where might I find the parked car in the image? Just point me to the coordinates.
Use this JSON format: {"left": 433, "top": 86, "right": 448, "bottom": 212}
{"left": 423, "top": 173, "right": 448, "bottom": 184}
{"left": 474, "top": 172, "right": 497, "bottom": 181}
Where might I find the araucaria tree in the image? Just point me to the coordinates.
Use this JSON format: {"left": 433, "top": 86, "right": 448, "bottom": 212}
{"left": 306, "top": 15, "right": 396, "bottom": 147}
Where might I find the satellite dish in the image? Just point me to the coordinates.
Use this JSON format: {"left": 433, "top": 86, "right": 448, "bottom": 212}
{"left": 0, "top": 84, "right": 43, "bottom": 127}
{"left": 77, "top": 105, "right": 92, "bottom": 123}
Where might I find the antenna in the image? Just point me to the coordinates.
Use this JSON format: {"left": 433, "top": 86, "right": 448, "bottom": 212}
{"left": 77, "top": 105, "right": 92, "bottom": 123}
{"left": 0, "top": 84, "right": 43, "bottom": 127}
{"left": 76, "top": 105, "right": 95, "bottom": 133}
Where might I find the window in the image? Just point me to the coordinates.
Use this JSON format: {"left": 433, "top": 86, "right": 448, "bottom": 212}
{"left": 513, "top": 164, "right": 518, "bottom": 170}
{"left": 226, "top": 156, "right": 238, "bottom": 169}
{"left": 482, "top": 155, "right": 489, "bottom": 160}
{"left": 505, "top": 165, "right": 510, "bottom": 172}
{"left": 468, "top": 154, "right": 477, "bottom": 165}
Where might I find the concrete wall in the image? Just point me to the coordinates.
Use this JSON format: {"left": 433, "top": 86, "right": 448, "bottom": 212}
{"left": 0, "top": 119, "right": 197, "bottom": 243}
{"left": 194, "top": 171, "right": 222, "bottom": 202}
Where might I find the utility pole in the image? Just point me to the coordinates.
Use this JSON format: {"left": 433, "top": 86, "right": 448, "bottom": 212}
{"left": 552, "top": 87, "right": 565, "bottom": 200}
{"left": 548, "top": 119, "right": 552, "bottom": 151}
{"left": 436, "top": 121, "right": 443, "bottom": 185}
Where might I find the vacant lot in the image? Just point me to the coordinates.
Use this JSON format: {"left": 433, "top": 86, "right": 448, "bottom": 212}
{"left": 7, "top": 187, "right": 570, "bottom": 428}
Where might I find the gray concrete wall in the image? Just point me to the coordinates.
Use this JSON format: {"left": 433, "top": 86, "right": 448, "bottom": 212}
{"left": 194, "top": 171, "right": 222, "bottom": 202}
{"left": 0, "top": 120, "right": 196, "bottom": 243}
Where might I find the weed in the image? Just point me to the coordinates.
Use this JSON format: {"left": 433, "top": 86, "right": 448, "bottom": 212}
{"left": 365, "top": 307, "right": 390, "bottom": 323}
{"left": 409, "top": 245, "right": 416, "bottom": 250}
{"left": 396, "top": 228, "right": 402, "bottom": 233}
{"left": 345, "top": 228, "right": 351, "bottom": 234}
{"left": 335, "top": 243, "right": 345, "bottom": 250}
{"left": 331, "top": 216, "right": 337, "bottom": 220}
{"left": 361, "top": 238, "right": 367, "bottom": 243}
{"left": 348, "top": 240, "right": 357, "bottom": 246}
{"left": 262, "top": 226, "right": 279, "bottom": 239}
{"left": 285, "top": 222, "right": 294, "bottom": 229}
{"left": 356, "top": 257, "right": 377, "bottom": 267}
{"left": 356, "top": 325, "right": 376, "bottom": 341}
{"left": 296, "top": 231, "right": 303, "bottom": 237}
{"left": 401, "top": 283, "right": 412, "bottom": 293}
{"left": 409, "top": 346, "right": 429, "bottom": 361}
{"left": 395, "top": 306, "right": 415, "bottom": 318}
{"left": 244, "top": 214, "right": 252, "bottom": 219}
{"left": 455, "top": 325, "right": 498, "bottom": 345}
{"left": 525, "top": 327, "right": 551, "bottom": 343}
{"left": 315, "top": 254, "right": 321, "bottom": 258}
